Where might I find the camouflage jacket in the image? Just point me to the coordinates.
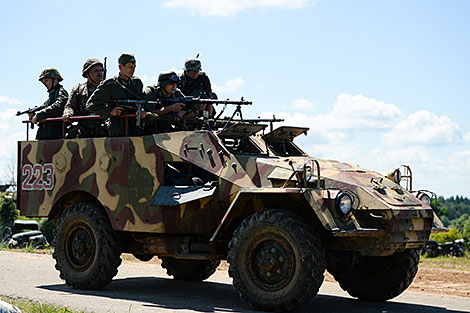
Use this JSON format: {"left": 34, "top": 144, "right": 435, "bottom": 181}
{"left": 63, "top": 82, "right": 98, "bottom": 116}
{"left": 35, "top": 84, "right": 68, "bottom": 140}
{"left": 86, "top": 75, "right": 143, "bottom": 137}
{"left": 177, "top": 72, "right": 212, "bottom": 98}
{"left": 143, "top": 85, "right": 185, "bottom": 111}
{"left": 63, "top": 82, "right": 107, "bottom": 137}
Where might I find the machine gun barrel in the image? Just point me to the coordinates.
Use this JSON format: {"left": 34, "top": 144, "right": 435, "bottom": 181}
{"left": 234, "top": 118, "right": 284, "bottom": 123}
{"left": 116, "top": 98, "right": 252, "bottom": 107}
{"left": 217, "top": 117, "right": 284, "bottom": 131}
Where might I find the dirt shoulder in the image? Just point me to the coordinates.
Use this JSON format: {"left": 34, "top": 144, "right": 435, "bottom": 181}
{"left": 407, "top": 258, "right": 470, "bottom": 298}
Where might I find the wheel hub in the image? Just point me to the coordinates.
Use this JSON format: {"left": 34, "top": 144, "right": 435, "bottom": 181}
{"left": 72, "top": 230, "right": 92, "bottom": 263}
{"left": 249, "top": 234, "right": 295, "bottom": 291}
{"left": 65, "top": 222, "right": 96, "bottom": 271}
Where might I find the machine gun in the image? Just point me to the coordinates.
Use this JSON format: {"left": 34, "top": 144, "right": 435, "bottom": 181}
{"left": 115, "top": 98, "right": 252, "bottom": 128}
{"left": 216, "top": 116, "right": 284, "bottom": 132}
{"left": 115, "top": 101, "right": 143, "bottom": 127}
{"left": 16, "top": 105, "right": 44, "bottom": 129}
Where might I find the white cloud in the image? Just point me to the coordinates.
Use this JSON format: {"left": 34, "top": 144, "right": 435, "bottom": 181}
{"left": 324, "top": 93, "right": 403, "bottom": 130}
{"left": 163, "top": 0, "right": 313, "bottom": 16}
{"left": 0, "top": 106, "right": 29, "bottom": 183}
{"left": 0, "top": 96, "right": 21, "bottom": 106}
{"left": 212, "top": 77, "right": 246, "bottom": 95}
{"left": 289, "top": 98, "right": 316, "bottom": 111}
{"left": 464, "top": 132, "right": 470, "bottom": 141}
{"left": 259, "top": 93, "right": 402, "bottom": 144}
{"left": 377, "top": 146, "right": 431, "bottom": 165}
{"left": 382, "top": 110, "right": 462, "bottom": 146}
{"left": 452, "top": 150, "right": 470, "bottom": 163}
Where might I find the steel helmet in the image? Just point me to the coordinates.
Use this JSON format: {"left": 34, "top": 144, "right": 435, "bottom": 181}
{"left": 38, "top": 68, "right": 63, "bottom": 82}
{"left": 157, "top": 71, "right": 180, "bottom": 87}
{"left": 82, "top": 58, "right": 103, "bottom": 78}
{"left": 183, "top": 58, "right": 202, "bottom": 71}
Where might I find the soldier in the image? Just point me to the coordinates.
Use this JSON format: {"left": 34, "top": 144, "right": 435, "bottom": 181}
{"left": 143, "top": 71, "right": 186, "bottom": 133}
{"left": 178, "top": 57, "right": 215, "bottom": 117}
{"left": 30, "top": 68, "right": 69, "bottom": 140}
{"left": 62, "top": 58, "right": 107, "bottom": 138}
{"left": 86, "top": 53, "right": 146, "bottom": 137}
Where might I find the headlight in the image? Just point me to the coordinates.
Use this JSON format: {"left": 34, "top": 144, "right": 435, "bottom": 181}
{"left": 387, "top": 168, "right": 401, "bottom": 184}
{"left": 336, "top": 192, "right": 353, "bottom": 215}
{"left": 419, "top": 193, "right": 431, "bottom": 206}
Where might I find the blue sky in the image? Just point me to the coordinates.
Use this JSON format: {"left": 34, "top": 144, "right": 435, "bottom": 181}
{"left": 0, "top": 0, "right": 469, "bottom": 197}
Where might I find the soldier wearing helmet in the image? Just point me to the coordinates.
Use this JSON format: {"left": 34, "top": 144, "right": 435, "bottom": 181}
{"left": 142, "top": 71, "right": 187, "bottom": 133}
{"left": 30, "top": 68, "right": 68, "bottom": 140}
{"left": 178, "top": 57, "right": 216, "bottom": 117}
{"left": 86, "top": 53, "right": 147, "bottom": 137}
{"left": 62, "top": 58, "right": 107, "bottom": 138}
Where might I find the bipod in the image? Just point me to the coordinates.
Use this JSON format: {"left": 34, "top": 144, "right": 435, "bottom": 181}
{"left": 222, "top": 103, "right": 244, "bottom": 131}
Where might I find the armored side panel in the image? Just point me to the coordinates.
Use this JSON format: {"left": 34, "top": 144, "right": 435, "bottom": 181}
{"left": 17, "top": 133, "right": 234, "bottom": 236}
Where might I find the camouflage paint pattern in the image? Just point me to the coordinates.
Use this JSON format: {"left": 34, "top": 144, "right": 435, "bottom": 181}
{"left": 18, "top": 128, "right": 439, "bottom": 256}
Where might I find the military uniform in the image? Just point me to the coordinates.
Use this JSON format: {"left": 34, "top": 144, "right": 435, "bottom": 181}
{"left": 143, "top": 85, "right": 185, "bottom": 133}
{"left": 177, "top": 71, "right": 213, "bottom": 98}
{"left": 64, "top": 82, "right": 107, "bottom": 138}
{"left": 35, "top": 83, "right": 68, "bottom": 140}
{"left": 143, "top": 85, "right": 185, "bottom": 107}
{"left": 86, "top": 75, "right": 143, "bottom": 137}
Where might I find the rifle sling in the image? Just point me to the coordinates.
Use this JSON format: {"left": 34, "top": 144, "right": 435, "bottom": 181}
{"left": 113, "top": 78, "right": 142, "bottom": 100}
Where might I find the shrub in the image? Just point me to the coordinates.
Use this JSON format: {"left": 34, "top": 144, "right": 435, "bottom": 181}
{"left": 449, "top": 213, "right": 470, "bottom": 251}
{"left": 430, "top": 228, "right": 462, "bottom": 244}
{"left": 0, "top": 192, "right": 18, "bottom": 227}
{"left": 39, "top": 218, "right": 56, "bottom": 244}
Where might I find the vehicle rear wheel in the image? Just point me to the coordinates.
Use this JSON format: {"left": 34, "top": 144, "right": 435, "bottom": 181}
{"left": 160, "top": 257, "right": 220, "bottom": 281}
{"left": 330, "top": 249, "right": 419, "bottom": 301}
{"left": 227, "top": 209, "right": 325, "bottom": 312}
{"left": 53, "top": 202, "right": 121, "bottom": 289}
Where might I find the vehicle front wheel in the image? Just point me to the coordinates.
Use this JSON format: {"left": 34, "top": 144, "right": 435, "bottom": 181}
{"left": 228, "top": 209, "right": 325, "bottom": 312}
{"left": 330, "top": 249, "right": 420, "bottom": 301}
{"left": 53, "top": 202, "right": 121, "bottom": 289}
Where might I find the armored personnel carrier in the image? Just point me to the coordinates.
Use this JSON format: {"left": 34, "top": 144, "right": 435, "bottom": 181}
{"left": 17, "top": 103, "right": 445, "bottom": 312}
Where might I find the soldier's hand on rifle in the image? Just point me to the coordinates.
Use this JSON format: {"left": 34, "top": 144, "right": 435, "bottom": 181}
{"left": 29, "top": 113, "right": 38, "bottom": 124}
{"left": 170, "top": 103, "right": 185, "bottom": 112}
{"left": 175, "top": 110, "right": 186, "bottom": 121}
{"left": 62, "top": 112, "right": 72, "bottom": 122}
{"left": 110, "top": 106, "right": 124, "bottom": 117}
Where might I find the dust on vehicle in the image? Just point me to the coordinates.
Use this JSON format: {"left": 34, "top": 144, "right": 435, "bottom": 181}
{"left": 17, "top": 103, "right": 446, "bottom": 312}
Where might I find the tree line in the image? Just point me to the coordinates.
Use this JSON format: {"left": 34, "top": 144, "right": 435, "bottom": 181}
{"left": 432, "top": 195, "right": 470, "bottom": 250}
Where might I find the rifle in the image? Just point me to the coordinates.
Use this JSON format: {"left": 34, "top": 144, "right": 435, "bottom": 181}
{"left": 16, "top": 105, "right": 43, "bottom": 117}
{"left": 114, "top": 101, "right": 143, "bottom": 127}
{"left": 115, "top": 98, "right": 252, "bottom": 127}
{"left": 103, "top": 57, "right": 107, "bottom": 80}
{"left": 16, "top": 105, "right": 44, "bottom": 129}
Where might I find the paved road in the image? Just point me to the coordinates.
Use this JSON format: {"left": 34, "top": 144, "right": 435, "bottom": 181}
{"left": 0, "top": 251, "right": 469, "bottom": 313}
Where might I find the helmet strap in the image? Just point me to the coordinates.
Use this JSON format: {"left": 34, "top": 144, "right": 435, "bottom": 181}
{"left": 87, "top": 72, "right": 99, "bottom": 86}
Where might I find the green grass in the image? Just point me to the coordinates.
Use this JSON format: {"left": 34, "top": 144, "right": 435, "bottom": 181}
{"left": 0, "top": 296, "right": 88, "bottom": 313}
{"left": 420, "top": 254, "right": 470, "bottom": 271}
{"left": 0, "top": 243, "right": 53, "bottom": 253}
